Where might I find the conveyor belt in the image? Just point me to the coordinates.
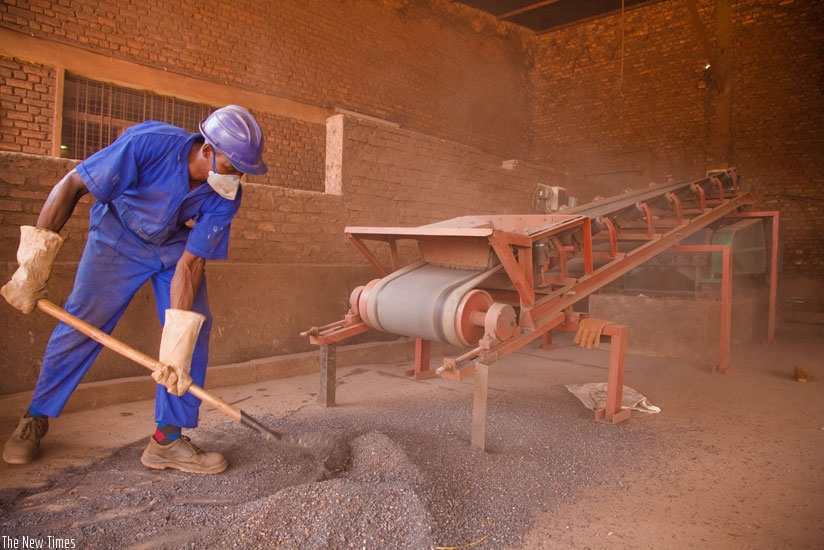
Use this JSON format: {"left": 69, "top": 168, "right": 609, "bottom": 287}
{"left": 358, "top": 262, "right": 501, "bottom": 346}
{"left": 302, "top": 168, "right": 778, "bottom": 450}
{"left": 306, "top": 169, "right": 761, "bottom": 363}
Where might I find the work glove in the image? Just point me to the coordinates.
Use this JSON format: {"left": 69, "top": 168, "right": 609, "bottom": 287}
{"left": 152, "top": 309, "right": 205, "bottom": 396}
{"left": 1, "top": 226, "right": 65, "bottom": 314}
{"left": 573, "top": 317, "right": 614, "bottom": 349}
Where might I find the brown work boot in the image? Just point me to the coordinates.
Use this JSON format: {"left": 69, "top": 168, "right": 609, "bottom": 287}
{"left": 3, "top": 414, "right": 49, "bottom": 465}
{"left": 140, "top": 435, "right": 228, "bottom": 474}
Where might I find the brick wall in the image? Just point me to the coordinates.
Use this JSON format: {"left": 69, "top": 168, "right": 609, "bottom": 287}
{"left": 0, "top": 0, "right": 533, "bottom": 159}
{"left": 531, "top": 0, "right": 824, "bottom": 275}
{"left": 0, "top": 154, "right": 84, "bottom": 255}
{"left": 220, "top": 114, "right": 583, "bottom": 266}
{"left": 531, "top": 2, "right": 712, "bottom": 183}
{"left": 0, "top": 56, "right": 55, "bottom": 155}
{"left": 262, "top": 114, "right": 326, "bottom": 193}
{"left": 0, "top": 54, "right": 328, "bottom": 192}
{"left": 0, "top": 115, "right": 589, "bottom": 394}
{"left": 0, "top": 0, "right": 822, "bottom": 391}
{"left": 729, "top": 0, "right": 824, "bottom": 275}
{"left": 3, "top": 1, "right": 819, "bottom": 274}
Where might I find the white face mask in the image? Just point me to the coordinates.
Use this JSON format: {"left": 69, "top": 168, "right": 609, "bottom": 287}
{"left": 207, "top": 171, "right": 241, "bottom": 200}
{"left": 206, "top": 149, "right": 242, "bottom": 200}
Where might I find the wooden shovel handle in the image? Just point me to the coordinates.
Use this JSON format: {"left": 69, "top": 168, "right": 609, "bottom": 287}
{"left": 36, "top": 299, "right": 242, "bottom": 423}
{"left": 33, "top": 300, "right": 344, "bottom": 463}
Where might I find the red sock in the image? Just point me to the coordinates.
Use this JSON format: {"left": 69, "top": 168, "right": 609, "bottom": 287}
{"left": 153, "top": 424, "right": 181, "bottom": 445}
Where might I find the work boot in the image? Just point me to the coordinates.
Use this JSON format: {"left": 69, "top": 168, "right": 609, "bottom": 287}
{"left": 3, "top": 413, "right": 49, "bottom": 465}
{"left": 140, "top": 435, "right": 228, "bottom": 474}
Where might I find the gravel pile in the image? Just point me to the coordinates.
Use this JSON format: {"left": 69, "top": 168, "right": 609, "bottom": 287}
{"left": 217, "top": 433, "right": 434, "bottom": 549}
{"left": 0, "top": 374, "right": 661, "bottom": 549}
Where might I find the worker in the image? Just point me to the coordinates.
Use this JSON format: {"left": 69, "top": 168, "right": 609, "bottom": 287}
{"left": 1, "top": 105, "right": 267, "bottom": 474}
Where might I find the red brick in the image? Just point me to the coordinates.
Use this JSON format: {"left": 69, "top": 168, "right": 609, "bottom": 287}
{"left": 0, "top": 1, "right": 821, "bottom": 275}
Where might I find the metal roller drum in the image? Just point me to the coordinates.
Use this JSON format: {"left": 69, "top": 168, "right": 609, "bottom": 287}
{"left": 351, "top": 262, "right": 503, "bottom": 347}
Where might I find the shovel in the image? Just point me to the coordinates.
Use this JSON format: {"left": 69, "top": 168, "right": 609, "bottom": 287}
{"left": 35, "top": 299, "right": 350, "bottom": 477}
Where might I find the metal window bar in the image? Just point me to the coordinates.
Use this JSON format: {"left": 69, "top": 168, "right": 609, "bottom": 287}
{"left": 60, "top": 73, "right": 214, "bottom": 160}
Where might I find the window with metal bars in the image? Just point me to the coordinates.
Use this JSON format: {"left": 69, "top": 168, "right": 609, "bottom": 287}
{"left": 60, "top": 73, "right": 215, "bottom": 160}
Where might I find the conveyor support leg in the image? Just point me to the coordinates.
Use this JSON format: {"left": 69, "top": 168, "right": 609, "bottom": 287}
{"left": 319, "top": 344, "right": 336, "bottom": 407}
{"left": 471, "top": 362, "right": 489, "bottom": 451}
{"left": 406, "top": 338, "right": 436, "bottom": 379}
{"left": 596, "top": 324, "right": 632, "bottom": 424}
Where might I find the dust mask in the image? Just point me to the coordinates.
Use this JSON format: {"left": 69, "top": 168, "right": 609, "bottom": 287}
{"left": 206, "top": 149, "right": 241, "bottom": 200}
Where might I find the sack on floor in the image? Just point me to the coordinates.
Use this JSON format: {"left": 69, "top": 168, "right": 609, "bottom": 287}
{"left": 565, "top": 383, "right": 661, "bottom": 413}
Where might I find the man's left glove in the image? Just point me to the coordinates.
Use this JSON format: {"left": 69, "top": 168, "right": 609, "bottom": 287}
{"left": 152, "top": 309, "right": 206, "bottom": 396}
{"left": 573, "top": 317, "right": 614, "bottom": 349}
{"left": 1, "top": 226, "right": 66, "bottom": 314}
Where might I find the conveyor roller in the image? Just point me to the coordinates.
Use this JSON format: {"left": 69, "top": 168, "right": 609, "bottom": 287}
{"left": 348, "top": 262, "right": 515, "bottom": 347}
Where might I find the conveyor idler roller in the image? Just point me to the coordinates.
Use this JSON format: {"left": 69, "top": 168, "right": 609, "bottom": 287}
{"left": 349, "top": 262, "right": 515, "bottom": 347}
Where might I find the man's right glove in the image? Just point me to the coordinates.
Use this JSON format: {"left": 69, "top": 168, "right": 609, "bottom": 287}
{"left": 152, "top": 309, "right": 206, "bottom": 396}
{"left": 573, "top": 317, "right": 614, "bottom": 349}
{"left": 1, "top": 226, "right": 65, "bottom": 314}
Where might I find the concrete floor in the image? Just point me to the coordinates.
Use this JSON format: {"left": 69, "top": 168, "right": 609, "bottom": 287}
{"left": 1, "top": 322, "right": 822, "bottom": 548}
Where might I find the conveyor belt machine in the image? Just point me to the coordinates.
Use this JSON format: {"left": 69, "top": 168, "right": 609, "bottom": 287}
{"left": 303, "top": 169, "right": 779, "bottom": 449}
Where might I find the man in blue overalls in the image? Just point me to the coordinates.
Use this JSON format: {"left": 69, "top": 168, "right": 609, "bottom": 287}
{"left": 2, "top": 105, "right": 267, "bottom": 474}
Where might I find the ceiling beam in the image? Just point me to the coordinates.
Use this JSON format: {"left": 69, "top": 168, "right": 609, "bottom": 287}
{"left": 497, "top": 0, "right": 564, "bottom": 21}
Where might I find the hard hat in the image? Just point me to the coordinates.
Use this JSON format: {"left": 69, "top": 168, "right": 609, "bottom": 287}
{"left": 200, "top": 105, "right": 267, "bottom": 175}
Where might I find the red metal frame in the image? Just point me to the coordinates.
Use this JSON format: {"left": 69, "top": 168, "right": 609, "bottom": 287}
{"left": 555, "top": 314, "right": 631, "bottom": 423}
{"left": 309, "top": 175, "right": 758, "bottom": 367}
{"left": 305, "top": 170, "right": 767, "bottom": 448}
{"left": 405, "top": 338, "right": 435, "bottom": 380}
{"left": 713, "top": 176, "right": 726, "bottom": 200}
{"left": 692, "top": 183, "right": 707, "bottom": 212}
{"left": 672, "top": 244, "right": 733, "bottom": 372}
{"left": 666, "top": 192, "right": 684, "bottom": 224}
{"left": 728, "top": 211, "right": 780, "bottom": 343}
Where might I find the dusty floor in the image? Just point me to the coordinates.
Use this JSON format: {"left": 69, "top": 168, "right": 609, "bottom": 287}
{"left": 0, "top": 323, "right": 822, "bottom": 549}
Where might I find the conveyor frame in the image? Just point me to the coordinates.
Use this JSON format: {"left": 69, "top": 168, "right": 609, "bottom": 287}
{"left": 303, "top": 169, "right": 778, "bottom": 449}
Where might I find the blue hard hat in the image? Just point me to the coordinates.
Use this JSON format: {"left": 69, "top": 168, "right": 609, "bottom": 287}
{"left": 200, "top": 105, "right": 267, "bottom": 175}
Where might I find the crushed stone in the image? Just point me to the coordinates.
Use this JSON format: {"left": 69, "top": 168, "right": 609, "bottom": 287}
{"left": 1, "top": 375, "right": 659, "bottom": 549}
